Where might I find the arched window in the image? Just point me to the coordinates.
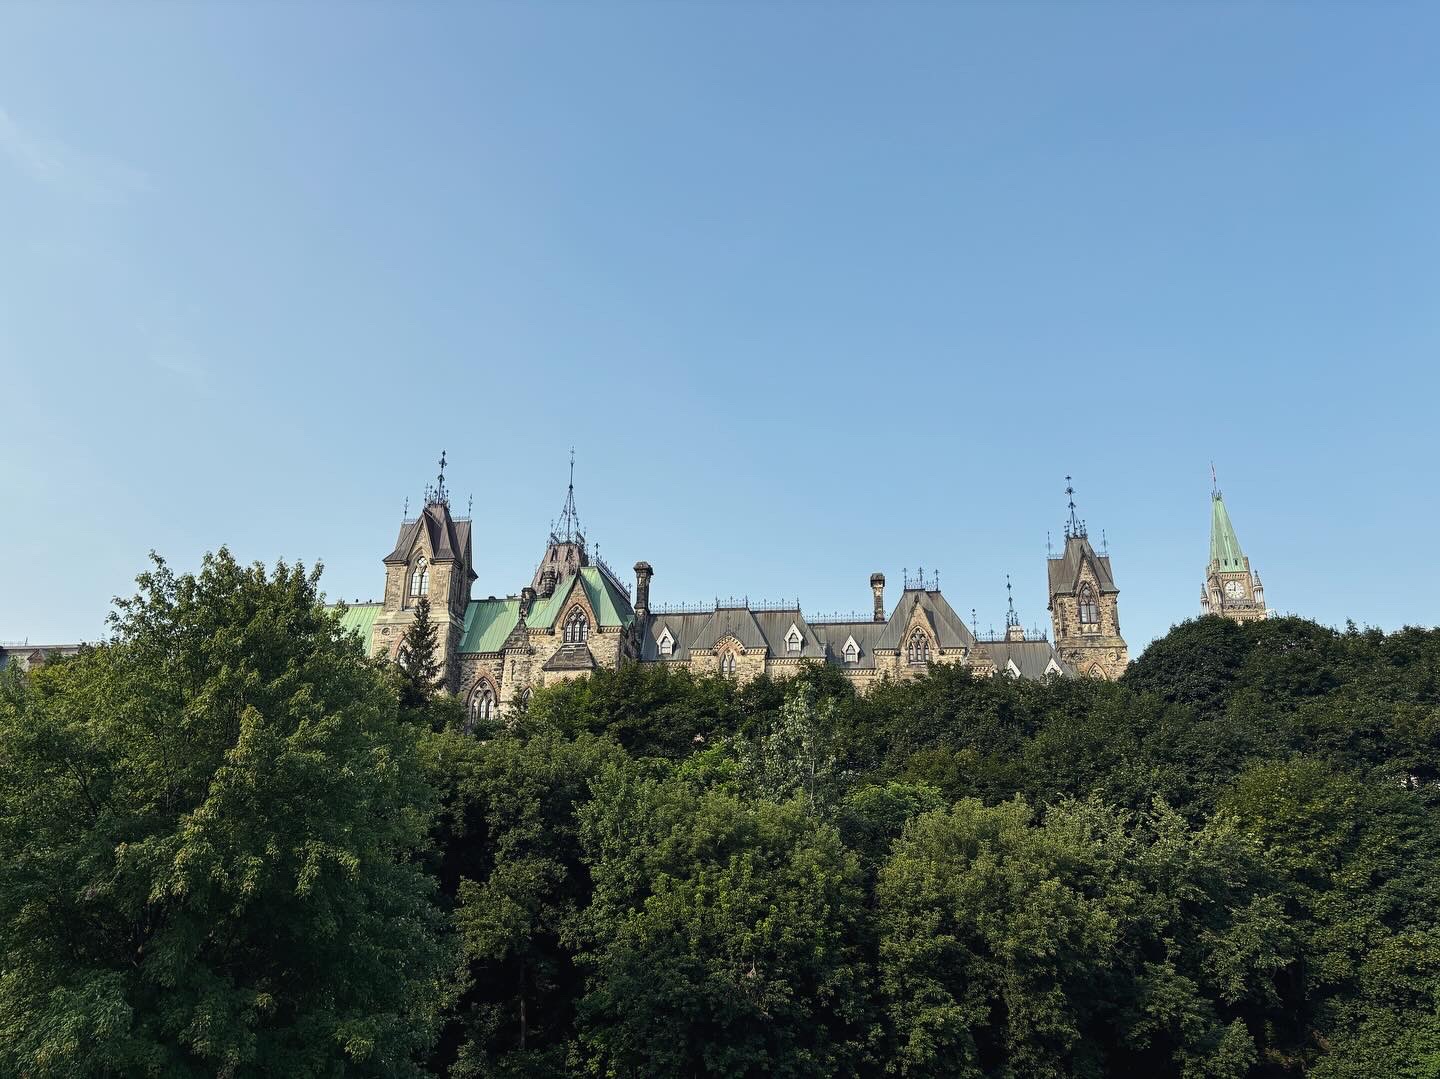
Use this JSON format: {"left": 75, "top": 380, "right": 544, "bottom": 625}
{"left": 907, "top": 631, "right": 930, "bottom": 666}
{"left": 720, "top": 651, "right": 736, "bottom": 677}
{"left": 410, "top": 557, "right": 429, "bottom": 597}
{"left": 843, "top": 638, "right": 859, "bottom": 665}
{"left": 563, "top": 607, "right": 589, "bottom": 644}
{"left": 467, "top": 682, "right": 496, "bottom": 728}
{"left": 1078, "top": 584, "right": 1099, "bottom": 626}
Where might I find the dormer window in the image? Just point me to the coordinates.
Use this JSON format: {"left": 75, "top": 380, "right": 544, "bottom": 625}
{"left": 1005, "top": 659, "right": 1021, "bottom": 679}
{"left": 907, "top": 631, "right": 930, "bottom": 666}
{"left": 410, "top": 557, "right": 429, "bottom": 597}
{"left": 784, "top": 623, "right": 803, "bottom": 654}
{"left": 563, "top": 608, "right": 589, "bottom": 644}
{"left": 657, "top": 627, "right": 674, "bottom": 657}
{"left": 842, "top": 636, "right": 860, "bottom": 665}
{"left": 1078, "top": 583, "right": 1099, "bottom": 626}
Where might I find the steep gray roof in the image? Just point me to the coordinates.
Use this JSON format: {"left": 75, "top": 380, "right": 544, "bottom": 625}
{"left": 981, "top": 639, "right": 1073, "bottom": 680}
{"left": 689, "top": 606, "right": 768, "bottom": 652}
{"left": 384, "top": 502, "right": 472, "bottom": 565}
{"left": 640, "top": 612, "right": 713, "bottom": 662}
{"left": 751, "top": 610, "right": 826, "bottom": 659}
{"left": 1047, "top": 534, "right": 1117, "bottom": 598}
{"left": 542, "top": 644, "right": 596, "bottom": 672}
{"left": 875, "top": 589, "right": 978, "bottom": 652}
{"left": 811, "top": 621, "right": 885, "bottom": 670}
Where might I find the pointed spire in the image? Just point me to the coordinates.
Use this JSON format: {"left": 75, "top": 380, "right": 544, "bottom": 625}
{"left": 1210, "top": 487, "right": 1247, "bottom": 572}
{"left": 1006, "top": 574, "right": 1019, "bottom": 628}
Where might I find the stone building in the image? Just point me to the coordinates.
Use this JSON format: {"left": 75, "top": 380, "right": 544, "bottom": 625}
{"left": 1045, "top": 481, "right": 1130, "bottom": 680}
{"left": 1201, "top": 484, "right": 1269, "bottom": 623}
{"left": 337, "top": 459, "right": 1132, "bottom": 722}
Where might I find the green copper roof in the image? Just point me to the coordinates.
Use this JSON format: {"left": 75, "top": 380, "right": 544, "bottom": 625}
{"left": 460, "top": 597, "right": 521, "bottom": 653}
{"left": 1209, "top": 493, "right": 1247, "bottom": 572}
{"left": 334, "top": 603, "right": 381, "bottom": 652}
{"left": 525, "top": 566, "right": 634, "bottom": 631}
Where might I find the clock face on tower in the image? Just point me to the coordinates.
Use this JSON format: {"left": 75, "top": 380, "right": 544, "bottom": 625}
{"left": 1224, "top": 580, "right": 1244, "bottom": 600}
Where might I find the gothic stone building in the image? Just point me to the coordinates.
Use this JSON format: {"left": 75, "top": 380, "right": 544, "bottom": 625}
{"left": 335, "top": 467, "right": 1132, "bottom": 723}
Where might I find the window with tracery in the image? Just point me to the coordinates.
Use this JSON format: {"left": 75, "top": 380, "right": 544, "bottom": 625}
{"left": 468, "top": 682, "right": 496, "bottom": 727}
{"left": 843, "top": 641, "right": 859, "bottom": 665}
{"left": 907, "top": 631, "right": 930, "bottom": 665}
{"left": 720, "top": 651, "right": 736, "bottom": 677}
{"left": 410, "top": 557, "right": 429, "bottom": 597}
{"left": 563, "top": 607, "right": 589, "bottom": 644}
{"left": 1078, "top": 584, "right": 1099, "bottom": 625}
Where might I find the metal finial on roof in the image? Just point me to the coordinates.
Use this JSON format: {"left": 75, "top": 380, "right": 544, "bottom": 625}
{"left": 467, "top": 493, "right": 473, "bottom": 516}
{"left": 554, "top": 449, "right": 583, "bottom": 544}
{"left": 402, "top": 496, "right": 409, "bottom": 520}
{"left": 971, "top": 607, "right": 978, "bottom": 639}
{"left": 1006, "top": 574, "right": 1019, "bottom": 628}
{"left": 1211, "top": 460, "right": 1218, "bottom": 497}
{"left": 1064, "top": 476, "right": 1086, "bottom": 539}
{"left": 430, "top": 450, "right": 449, "bottom": 506}
{"left": 1101, "top": 529, "right": 1108, "bottom": 555}
{"left": 1046, "top": 530, "right": 1052, "bottom": 558}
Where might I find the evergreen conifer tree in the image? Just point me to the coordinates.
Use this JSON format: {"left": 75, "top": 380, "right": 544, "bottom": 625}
{"left": 399, "top": 595, "right": 442, "bottom": 707}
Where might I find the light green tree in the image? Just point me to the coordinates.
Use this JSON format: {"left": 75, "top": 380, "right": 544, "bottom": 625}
{"left": 0, "top": 551, "right": 452, "bottom": 1078}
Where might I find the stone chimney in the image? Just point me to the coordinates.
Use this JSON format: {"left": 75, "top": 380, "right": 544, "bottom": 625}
{"left": 539, "top": 567, "right": 557, "bottom": 598}
{"left": 870, "top": 573, "right": 886, "bottom": 622}
{"left": 520, "top": 587, "right": 536, "bottom": 618}
{"left": 634, "top": 561, "right": 653, "bottom": 617}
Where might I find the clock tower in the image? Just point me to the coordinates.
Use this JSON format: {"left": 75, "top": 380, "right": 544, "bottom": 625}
{"left": 1201, "top": 477, "right": 1268, "bottom": 623}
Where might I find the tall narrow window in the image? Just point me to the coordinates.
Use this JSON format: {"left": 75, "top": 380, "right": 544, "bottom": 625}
{"left": 720, "top": 651, "right": 736, "bottom": 677}
{"left": 907, "top": 631, "right": 930, "bottom": 666}
{"left": 657, "top": 628, "right": 674, "bottom": 657}
{"left": 1078, "top": 584, "right": 1099, "bottom": 626}
{"left": 410, "top": 557, "right": 429, "bottom": 597}
{"left": 564, "top": 608, "right": 589, "bottom": 644}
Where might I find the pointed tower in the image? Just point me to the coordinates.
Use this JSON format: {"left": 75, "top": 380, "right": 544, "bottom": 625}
{"left": 1201, "top": 472, "right": 1268, "bottom": 622}
{"left": 1047, "top": 477, "right": 1129, "bottom": 679}
{"left": 372, "top": 451, "right": 477, "bottom": 691}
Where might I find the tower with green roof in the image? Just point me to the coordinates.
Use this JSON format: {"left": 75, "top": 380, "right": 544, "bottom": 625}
{"left": 1201, "top": 478, "right": 1268, "bottom": 622}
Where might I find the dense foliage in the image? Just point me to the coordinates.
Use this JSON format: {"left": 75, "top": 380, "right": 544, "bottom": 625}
{"left": 4, "top": 555, "right": 1440, "bottom": 1076}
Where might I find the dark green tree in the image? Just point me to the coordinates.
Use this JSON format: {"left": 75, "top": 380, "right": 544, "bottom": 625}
{"left": 0, "top": 551, "right": 452, "bottom": 1078}
{"left": 398, "top": 594, "right": 443, "bottom": 709}
{"left": 574, "top": 767, "right": 875, "bottom": 1076}
{"left": 429, "top": 730, "right": 626, "bottom": 1078}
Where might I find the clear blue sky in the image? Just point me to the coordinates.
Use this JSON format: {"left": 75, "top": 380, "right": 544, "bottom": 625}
{"left": 3, "top": 3, "right": 1437, "bottom": 653}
